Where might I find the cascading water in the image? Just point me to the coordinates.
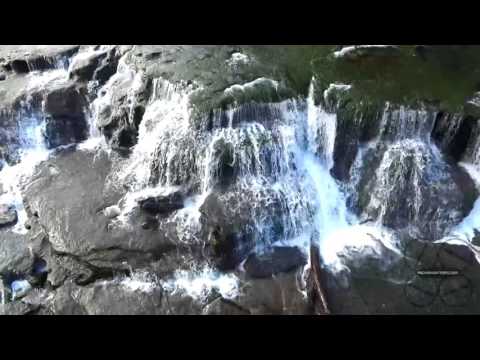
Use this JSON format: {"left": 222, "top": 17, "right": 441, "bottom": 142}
{"left": 0, "top": 112, "right": 50, "bottom": 233}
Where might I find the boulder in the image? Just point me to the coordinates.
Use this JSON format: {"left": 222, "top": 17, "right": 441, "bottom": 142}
{"left": 244, "top": 246, "right": 307, "bottom": 278}
{"left": 138, "top": 191, "right": 184, "bottom": 215}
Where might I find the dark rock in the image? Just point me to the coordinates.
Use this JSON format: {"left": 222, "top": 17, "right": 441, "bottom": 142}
{"left": 432, "top": 112, "right": 477, "bottom": 162}
{"left": 0, "top": 72, "right": 5, "bottom": 81}
{"left": 26, "top": 55, "right": 56, "bottom": 72}
{"left": 22, "top": 150, "right": 174, "bottom": 271}
{"left": 42, "top": 83, "right": 88, "bottom": 148}
{"left": 44, "top": 115, "right": 88, "bottom": 149}
{"left": 244, "top": 246, "right": 307, "bottom": 278}
{"left": 10, "top": 59, "right": 29, "bottom": 74}
{"left": 200, "top": 193, "right": 255, "bottom": 271}
{"left": 0, "top": 204, "right": 17, "bottom": 228}
{"left": 43, "top": 83, "right": 85, "bottom": 118}
{"left": 138, "top": 192, "right": 184, "bottom": 215}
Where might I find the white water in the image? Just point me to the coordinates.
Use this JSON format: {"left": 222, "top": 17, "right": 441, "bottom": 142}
{"left": 301, "top": 81, "right": 400, "bottom": 271}
{"left": 0, "top": 115, "right": 50, "bottom": 233}
{"left": 162, "top": 266, "right": 240, "bottom": 301}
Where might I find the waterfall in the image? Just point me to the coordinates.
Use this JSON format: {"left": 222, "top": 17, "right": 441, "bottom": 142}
{"left": 0, "top": 112, "right": 50, "bottom": 233}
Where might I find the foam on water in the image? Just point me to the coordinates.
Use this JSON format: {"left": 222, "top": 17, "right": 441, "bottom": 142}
{"left": 163, "top": 266, "right": 240, "bottom": 300}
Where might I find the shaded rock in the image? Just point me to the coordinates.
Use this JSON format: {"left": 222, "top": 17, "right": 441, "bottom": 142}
{"left": 10, "top": 59, "right": 29, "bottom": 74}
{"left": 431, "top": 112, "right": 477, "bottom": 162}
{"left": 0, "top": 72, "right": 5, "bottom": 81}
{"left": 42, "top": 83, "right": 88, "bottom": 148}
{"left": 44, "top": 115, "right": 88, "bottom": 149}
{"left": 244, "top": 246, "right": 307, "bottom": 279}
{"left": 0, "top": 204, "right": 17, "bottom": 228}
{"left": 138, "top": 191, "right": 184, "bottom": 215}
{"left": 43, "top": 83, "right": 85, "bottom": 118}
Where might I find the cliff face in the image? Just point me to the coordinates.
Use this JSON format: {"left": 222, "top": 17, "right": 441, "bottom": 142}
{"left": 1, "top": 45, "right": 480, "bottom": 315}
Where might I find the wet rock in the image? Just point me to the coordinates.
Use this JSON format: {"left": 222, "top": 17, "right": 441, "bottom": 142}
{"left": 43, "top": 83, "right": 85, "bottom": 118}
{"left": 69, "top": 49, "right": 109, "bottom": 83}
{"left": 0, "top": 204, "right": 17, "bottom": 228}
{"left": 50, "top": 279, "right": 164, "bottom": 315}
{"left": 431, "top": 112, "right": 476, "bottom": 161}
{"left": 244, "top": 246, "right": 307, "bottom": 279}
{"left": 22, "top": 149, "right": 174, "bottom": 270}
{"left": 200, "top": 193, "right": 255, "bottom": 271}
{"left": 44, "top": 115, "right": 88, "bottom": 149}
{"left": 138, "top": 191, "right": 184, "bottom": 215}
{"left": 357, "top": 141, "right": 477, "bottom": 240}
{"left": 42, "top": 83, "right": 88, "bottom": 148}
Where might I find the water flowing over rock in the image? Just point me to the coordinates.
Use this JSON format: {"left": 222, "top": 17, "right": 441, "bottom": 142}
{"left": 2, "top": 45, "right": 480, "bottom": 315}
